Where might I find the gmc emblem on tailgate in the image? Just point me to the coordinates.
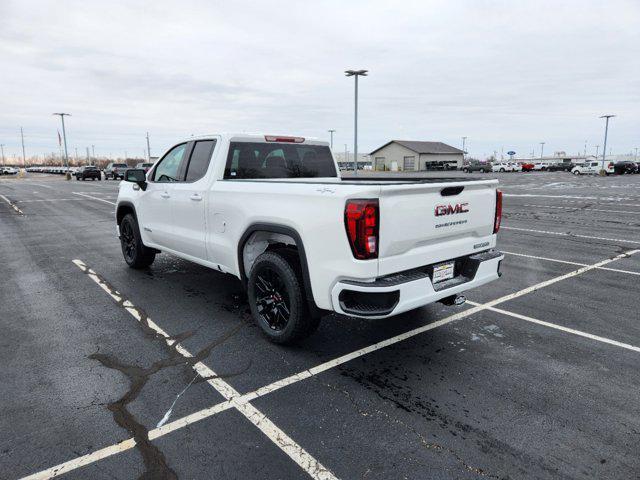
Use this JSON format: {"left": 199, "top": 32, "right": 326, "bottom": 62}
{"left": 434, "top": 203, "right": 469, "bottom": 216}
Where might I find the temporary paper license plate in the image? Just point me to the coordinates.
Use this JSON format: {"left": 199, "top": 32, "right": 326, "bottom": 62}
{"left": 432, "top": 261, "right": 455, "bottom": 283}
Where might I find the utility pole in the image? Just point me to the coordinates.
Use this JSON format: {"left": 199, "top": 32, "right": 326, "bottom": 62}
{"left": 0, "top": 144, "right": 5, "bottom": 166}
{"left": 344, "top": 144, "right": 348, "bottom": 167}
{"left": 146, "top": 132, "right": 151, "bottom": 160}
{"left": 328, "top": 129, "right": 335, "bottom": 150}
{"left": 599, "top": 115, "right": 615, "bottom": 172}
{"left": 583, "top": 140, "right": 587, "bottom": 157}
{"left": 20, "top": 127, "right": 26, "bottom": 166}
{"left": 75, "top": 147, "right": 79, "bottom": 163}
{"left": 345, "top": 69, "right": 368, "bottom": 175}
{"left": 52, "top": 113, "right": 71, "bottom": 167}
{"left": 595, "top": 145, "right": 600, "bottom": 158}
{"left": 86, "top": 147, "right": 90, "bottom": 162}
{"left": 461, "top": 136, "right": 467, "bottom": 160}
{"left": 92, "top": 144, "right": 95, "bottom": 161}
{"left": 635, "top": 147, "right": 638, "bottom": 161}
{"left": 539, "top": 142, "right": 545, "bottom": 159}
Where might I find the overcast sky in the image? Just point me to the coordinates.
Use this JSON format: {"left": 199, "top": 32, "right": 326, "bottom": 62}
{"left": 1, "top": 0, "right": 638, "bottom": 161}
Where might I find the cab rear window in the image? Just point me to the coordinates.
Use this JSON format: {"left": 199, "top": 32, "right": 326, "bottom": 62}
{"left": 224, "top": 142, "right": 337, "bottom": 179}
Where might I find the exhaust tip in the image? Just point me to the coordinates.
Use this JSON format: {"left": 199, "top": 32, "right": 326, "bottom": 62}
{"left": 454, "top": 295, "right": 466, "bottom": 306}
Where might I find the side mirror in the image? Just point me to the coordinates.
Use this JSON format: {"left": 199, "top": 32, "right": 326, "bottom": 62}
{"left": 124, "top": 168, "right": 147, "bottom": 190}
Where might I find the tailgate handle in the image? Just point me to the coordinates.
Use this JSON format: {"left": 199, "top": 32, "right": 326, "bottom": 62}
{"left": 440, "top": 186, "right": 464, "bottom": 196}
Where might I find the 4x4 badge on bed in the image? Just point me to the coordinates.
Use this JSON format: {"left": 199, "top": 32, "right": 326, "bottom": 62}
{"left": 434, "top": 203, "right": 469, "bottom": 216}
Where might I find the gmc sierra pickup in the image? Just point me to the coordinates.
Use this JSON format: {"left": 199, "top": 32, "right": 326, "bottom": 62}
{"left": 116, "top": 134, "right": 503, "bottom": 344}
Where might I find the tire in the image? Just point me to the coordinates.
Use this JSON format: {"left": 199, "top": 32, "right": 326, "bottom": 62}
{"left": 82, "top": 177, "right": 86, "bottom": 181}
{"left": 500, "top": 168, "right": 505, "bottom": 172}
{"left": 479, "top": 168, "right": 485, "bottom": 173}
{"left": 573, "top": 170, "right": 580, "bottom": 175}
{"left": 247, "top": 250, "right": 318, "bottom": 344}
{"left": 462, "top": 168, "right": 469, "bottom": 173}
{"left": 119, "top": 213, "right": 156, "bottom": 269}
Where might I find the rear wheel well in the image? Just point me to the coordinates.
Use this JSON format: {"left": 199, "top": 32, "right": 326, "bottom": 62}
{"left": 239, "top": 226, "right": 328, "bottom": 319}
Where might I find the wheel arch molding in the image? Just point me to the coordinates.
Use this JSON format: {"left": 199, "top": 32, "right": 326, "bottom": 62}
{"left": 238, "top": 223, "right": 326, "bottom": 318}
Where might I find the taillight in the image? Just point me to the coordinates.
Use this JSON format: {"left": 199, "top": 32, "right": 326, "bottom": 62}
{"left": 345, "top": 199, "right": 379, "bottom": 259}
{"left": 494, "top": 189, "right": 503, "bottom": 234}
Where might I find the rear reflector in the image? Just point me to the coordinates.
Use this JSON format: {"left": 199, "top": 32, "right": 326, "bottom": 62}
{"left": 345, "top": 199, "right": 379, "bottom": 260}
{"left": 264, "top": 135, "right": 305, "bottom": 143}
{"left": 494, "top": 189, "right": 503, "bottom": 234}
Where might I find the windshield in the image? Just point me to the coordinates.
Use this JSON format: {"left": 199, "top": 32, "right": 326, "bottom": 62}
{"left": 224, "top": 142, "right": 337, "bottom": 179}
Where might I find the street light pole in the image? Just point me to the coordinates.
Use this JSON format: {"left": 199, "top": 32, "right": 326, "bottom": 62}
{"left": 539, "top": 142, "right": 545, "bottom": 159}
{"left": 328, "top": 129, "right": 335, "bottom": 150}
{"left": 461, "top": 136, "right": 467, "bottom": 160}
{"left": 345, "top": 69, "right": 368, "bottom": 176}
{"left": 146, "top": 132, "right": 151, "bottom": 160}
{"left": 599, "top": 115, "right": 615, "bottom": 172}
{"left": 20, "top": 127, "right": 27, "bottom": 166}
{"left": 52, "top": 113, "right": 71, "bottom": 168}
{"left": 0, "top": 144, "right": 5, "bottom": 166}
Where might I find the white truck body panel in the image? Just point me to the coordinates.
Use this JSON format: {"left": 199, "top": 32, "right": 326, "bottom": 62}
{"left": 117, "top": 133, "right": 503, "bottom": 317}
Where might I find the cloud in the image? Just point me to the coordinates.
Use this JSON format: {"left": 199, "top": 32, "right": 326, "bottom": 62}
{"left": 0, "top": 0, "right": 638, "bottom": 160}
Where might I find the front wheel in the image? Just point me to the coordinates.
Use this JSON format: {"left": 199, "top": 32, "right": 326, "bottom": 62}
{"left": 479, "top": 168, "right": 485, "bottom": 173}
{"left": 573, "top": 170, "right": 580, "bottom": 175}
{"left": 247, "top": 251, "right": 318, "bottom": 344}
{"left": 462, "top": 168, "right": 469, "bottom": 173}
{"left": 120, "top": 213, "right": 156, "bottom": 268}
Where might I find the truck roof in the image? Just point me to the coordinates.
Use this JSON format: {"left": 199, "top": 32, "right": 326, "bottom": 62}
{"left": 181, "top": 133, "right": 328, "bottom": 146}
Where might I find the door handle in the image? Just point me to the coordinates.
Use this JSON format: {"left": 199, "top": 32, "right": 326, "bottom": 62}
{"left": 190, "top": 194, "right": 202, "bottom": 201}
{"left": 160, "top": 192, "right": 170, "bottom": 199}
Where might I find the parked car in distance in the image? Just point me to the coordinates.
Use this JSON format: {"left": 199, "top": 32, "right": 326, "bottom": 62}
{"left": 546, "top": 162, "right": 574, "bottom": 172}
{"left": 571, "top": 161, "right": 614, "bottom": 175}
{"left": 75, "top": 165, "right": 101, "bottom": 181}
{"left": 491, "top": 162, "right": 513, "bottom": 172}
{"left": 613, "top": 161, "right": 638, "bottom": 175}
{"left": 115, "top": 133, "right": 504, "bottom": 344}
{"left": 461, "top": 162, "right": 491, "bottom": 173}
{"left": 135, "top": 162, "right": 154, "bottom": 173}
{"left": 521, "top": 162, "right": 535, "bottom": 172}
{"left": 509, "top": 162, "right": 522, "bottom": 172}
{"left": 105, "top": 162, "right": 129, "bottom": 180}
{"left": 0, "top": 166, "right": 19, "bottom": 175}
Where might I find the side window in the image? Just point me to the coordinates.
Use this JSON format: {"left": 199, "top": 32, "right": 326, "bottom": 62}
{"left": 185, "top": 140, "right": 216, "bottom": 182}
{"left": 153, "top": 144, "right": 187, "bottom": 182}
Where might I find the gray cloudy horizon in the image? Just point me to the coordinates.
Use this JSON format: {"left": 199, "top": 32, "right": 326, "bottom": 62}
{"left": 1, "top": 0, "right": 639, "bottom": 161}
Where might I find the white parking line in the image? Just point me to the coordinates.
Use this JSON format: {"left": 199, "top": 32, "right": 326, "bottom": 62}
{"left": 0, "top": 194, "right": 24, "bottom": 215}
{"left": 20, "top": 250, "right": 638, "bottom": 480}
{"left": 502, "top": 251, "right": 640, "bottom": 276}
{"left": 15, "top": 198, "right": 85, "bottom": 203}
{"left": 71, "top": 192, "right": 116, "bottom": 205}
{"left": 466, "top": 301, "right": 640, "bottom": 354}
{"left": 64, "top": 259, "right": 336, "bottom": 480}
{"left": 522, "top": 204, "right": 640, "bottom": 215}
{"left": 502, "top": 226, "right": 640, "bottom": 245}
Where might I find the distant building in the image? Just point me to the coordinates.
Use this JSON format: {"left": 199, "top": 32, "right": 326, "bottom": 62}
{"left": 369, "top": 140, "right": 464, "bottom": 171}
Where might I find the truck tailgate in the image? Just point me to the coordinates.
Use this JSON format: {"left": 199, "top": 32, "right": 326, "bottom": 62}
{"left": 377, "top": 180, "right": 498, "bottom": 276}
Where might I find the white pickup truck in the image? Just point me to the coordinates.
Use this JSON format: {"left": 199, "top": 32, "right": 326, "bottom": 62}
{"left": 116, "top": 134, "right": 504, "bottom": 343}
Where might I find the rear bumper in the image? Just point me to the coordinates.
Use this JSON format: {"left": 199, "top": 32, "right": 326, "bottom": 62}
{"left": 331, "top": 250, "right": 503, "bottom": 318}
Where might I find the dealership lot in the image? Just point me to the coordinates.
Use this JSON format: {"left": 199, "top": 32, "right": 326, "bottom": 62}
{"left": 1, "top": 171, "right": 639, "bottom": 480}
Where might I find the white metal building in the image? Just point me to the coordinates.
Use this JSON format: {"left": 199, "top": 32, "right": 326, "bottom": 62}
{"left": 369, "top": 140, "right": 464, "bottom": 171}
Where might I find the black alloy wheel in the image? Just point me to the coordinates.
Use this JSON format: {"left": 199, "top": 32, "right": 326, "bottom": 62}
{"left": 120, "top": 219, "right": 137, "bottom": 263}
{"left": 253, "top": 266, "right": 291, "bottom": 332}
{"left": 119, "top": 213, "right": 156, "bottom": 268}
{"left": 247, "top": 251, "right": 319, "bottom": 344}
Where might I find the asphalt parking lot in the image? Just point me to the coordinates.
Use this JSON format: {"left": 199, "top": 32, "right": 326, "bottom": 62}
{"left": 1, "top": 170, "right": 639, "bottom": 480}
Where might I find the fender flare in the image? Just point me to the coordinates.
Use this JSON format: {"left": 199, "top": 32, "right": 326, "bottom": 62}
{"left": 238, "top": 223, "right": 326, "bottom": 317}
{"left": 115, "top": 201, "right": 137, "bottom": 225}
